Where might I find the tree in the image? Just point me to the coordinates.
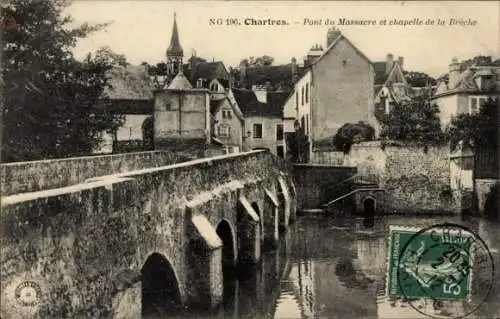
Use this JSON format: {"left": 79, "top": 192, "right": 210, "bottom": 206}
{"left": 376, "top": 96, "right": 445, "bottom": 145}
{"left": 240, "top": 55, "right": 274, "bottom": 67}
{"left": 2, "top": 0, "right": 124, "bottom": 161}
{"left": 447, "top": 98, "right": 499, "bottom": 150}
{"left": 333, "top": 121, "right": 375, "bottom": 153}
{"left": 403, "top": 71, "right": 436, "bottom": 87}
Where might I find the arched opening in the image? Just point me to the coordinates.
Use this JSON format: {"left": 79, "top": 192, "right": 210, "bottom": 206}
{"left": 484, "top": 183, "right": 499, "bottom": 221}
{"left": 142, "top": 116, "right": 154, "bottom": 150}
{"left": 216, "top": 220, "right": 237, "bottom": 311}
{"left": 216, "top": 220, "right": 236, "bottom": 271}
{"left": 141, "top": 253, "right": 182, "bottom": 318}
{"left": 362, "top": 197, "right": 376, "bottom": 228}
{"left": 251, "top": 202, "right": 263, "bottom": 245}
{"left": 277, "top": 192, "right": 287, "bottom": 233}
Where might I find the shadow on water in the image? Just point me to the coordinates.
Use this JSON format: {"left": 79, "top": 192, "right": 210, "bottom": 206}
{"left": 146, "top": 215, "right": 500, "bottom": 319}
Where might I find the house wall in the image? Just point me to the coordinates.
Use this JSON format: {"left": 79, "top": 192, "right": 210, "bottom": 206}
{"left": 244, "top": 116, "right": 284, "bottom": 155}
{"left": 213, "top": 99, "right": 243, "bottom": 149}
{"left": 154, "top": 90, "right": 210, "bottom": 140}
{"left": 288, "top": 72, "right": 312, "bottom": 134}
{"left": 116, "top": 114, "right": 151, "bottom": 140}
{"left": 432, "top": 94, "right": 471, "bottom": 130}
{"left": 311, "top": 38, "right": 375, "bottom": 145}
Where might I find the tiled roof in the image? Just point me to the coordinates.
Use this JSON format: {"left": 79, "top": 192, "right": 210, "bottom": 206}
{"left": 233, "top": 64, "right": 304, "bottom": 91}
{"left": 105, "top": 65, "right": 153, "bottom": 100}
{"left": 231, "top": 88, "right": 288, "bottom": 118}
{"left": 183, "top": 61, "right": 228, "bottom": 87}
{"left": 167, "top": 72, "right": 193, "bottom": 90}
{"left": 210, "top": 99, "right": 223, "bottom": 115}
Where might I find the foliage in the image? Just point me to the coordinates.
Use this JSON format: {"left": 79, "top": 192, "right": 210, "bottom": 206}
{"left": 447, "top": 98, "right": 499, "bottom": 150}
{"left": 376, "top": 96, "right": 445, "bottom": 145}
{"left": 285, "top": 122, "right": 309, "bottom": 163}
{"left": 2, "top": 0, "right": 124, "bottom": 162}
{"left": 333, "top": 121, "right": 375, "bottom": 153}
{"left": 240, "top": 55, "right": 274, "bottom": 67}
{"left": 403, "top": 71, "right": 436, "bottom": 87}
{"left": 142, "top": 61, "right": 168, "bottom": 76}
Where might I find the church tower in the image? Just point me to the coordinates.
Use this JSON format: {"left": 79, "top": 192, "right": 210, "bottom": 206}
{"left": 166, "top": 13, "right": 184, "bottom": 81}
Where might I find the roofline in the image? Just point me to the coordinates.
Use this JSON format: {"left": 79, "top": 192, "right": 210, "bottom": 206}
{"left": 431, "top": 89, "right": 498, "bottom": 99}
{"left": 156, "top": 88, "right": 210, "bottom": 93}
{"left": 383, "top": 62, "right": 408, "bottom": 86}
{"left": 311, "top": 34, "right": 373, "bottom": 67}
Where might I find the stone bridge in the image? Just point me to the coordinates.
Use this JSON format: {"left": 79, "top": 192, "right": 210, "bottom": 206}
{"left": 1, "top": 150, "right": 297, "bottom": 318}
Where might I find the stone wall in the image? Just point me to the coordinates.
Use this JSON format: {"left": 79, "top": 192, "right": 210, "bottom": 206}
{"left": 292, "top": 164, "right": 356, "bottom": 210}
{"left": 0, "top": 151, "right": 188, "bottom": 196}
{"left": 1, "top": 150, "right": 294, "bottom": 318}
{"left": 310, "top": 151, "right": 345, "bottom": 166}
{"left": 476, "top": 179, "right": 499, "bottom": 218}
{"left": 345, "top": 141, "right": 458, "bottom": 214}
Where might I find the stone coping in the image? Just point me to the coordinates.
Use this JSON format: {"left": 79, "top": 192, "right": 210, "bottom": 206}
{"left": 1, "top": 150, "right": 267, "bottom": 206}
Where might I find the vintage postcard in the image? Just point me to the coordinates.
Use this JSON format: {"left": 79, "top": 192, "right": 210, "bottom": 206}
{"left": 1, "top": 1, "right": 499, "bottom": 318}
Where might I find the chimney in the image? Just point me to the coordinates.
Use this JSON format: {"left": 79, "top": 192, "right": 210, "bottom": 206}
{"left": 397, "top": 56, "right": 404, "bottom": 70}
{"left": 386, "top": 53, "right": 394, "bottom": 74}
{"left": 448, "top": 57, "right": 461, "bottom": 89}
{"left": 291, "top": 57, "right": 298, "bottom": 83}
{"left": 252, "top": 85, "right": 267, "bottom": 104}
{"left": 326, "top": 27, "right": 341, "bottom": 47}
{"left": 306, "top": 44, "right": 324, "bottom": 66}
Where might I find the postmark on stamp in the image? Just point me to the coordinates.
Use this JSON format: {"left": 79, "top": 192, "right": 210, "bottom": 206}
{"left": 386, "top": 223, "right": 495, "bottom": 318}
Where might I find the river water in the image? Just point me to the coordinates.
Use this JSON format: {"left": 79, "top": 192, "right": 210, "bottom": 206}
{"left": 212, "top": 215, "right": 500, "bottom": 319}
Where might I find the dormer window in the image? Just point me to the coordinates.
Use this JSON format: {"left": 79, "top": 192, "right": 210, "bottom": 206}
{"left": 196, "top": 78, "right": 204, "bottom": 88}
{"left": 210, "top": 82, "right": 219, "bottom": 92}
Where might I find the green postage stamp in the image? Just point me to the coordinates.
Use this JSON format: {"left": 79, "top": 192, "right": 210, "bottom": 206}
{"left": 387, "top": 224, "right": 474, "bottom": 301}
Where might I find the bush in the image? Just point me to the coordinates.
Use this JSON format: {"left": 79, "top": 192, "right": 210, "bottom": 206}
{"left": 333, "top": 121, "right": 375, "bottom": 153}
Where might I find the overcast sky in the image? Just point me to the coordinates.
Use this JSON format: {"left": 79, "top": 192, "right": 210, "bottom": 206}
{"left": 68, "top": 1, "right": 499, "bottom": 77}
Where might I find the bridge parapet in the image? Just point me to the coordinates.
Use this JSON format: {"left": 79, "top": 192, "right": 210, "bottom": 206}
{"left": 1, "top": 151, "right": 189, "bottom": 196}
{"left": 1, "top": 150, "right": 296, "bottom": 318}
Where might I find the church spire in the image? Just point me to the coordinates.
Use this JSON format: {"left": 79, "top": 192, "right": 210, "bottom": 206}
{"left": 167, "top": 13, "right": 183, "bottom": 57}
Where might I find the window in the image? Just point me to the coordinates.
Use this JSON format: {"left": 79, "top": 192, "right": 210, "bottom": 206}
{"left": 469, "top": 96, "right": 488, "bottom": 114}
{"left": 218, "top": 125, "right": 231, "bottom": 137}
{"left": 196, "top": 78, "right": 204, "bottom": 88}
{"left": 277, "top": 145, "right": 284, "bottom": 158}
{"left": 222, "top": 109, "right": 232, "bottom": 119}
{"left": 305, "top": 114, "right": 309, "bottom": 135}
{"left": 305, "top": 83, "right": 309, "bottom": 103}
{"left": 301, "top": 86, "right": 304, "bottom": 106}
{"left": 210, "top": 82, "right": 219, "bottom": 92}
{"left": 276, "top": 124, "right": 284, "bottom": 141}
{"left": 253, "top": 123, "right": 263, "bottom": 139}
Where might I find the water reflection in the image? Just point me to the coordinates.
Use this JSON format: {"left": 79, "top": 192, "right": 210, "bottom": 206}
{"left": 184, "top": 215, "right": 499, "bottom": 318}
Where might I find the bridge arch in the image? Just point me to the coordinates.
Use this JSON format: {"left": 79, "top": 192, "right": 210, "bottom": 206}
{"left": 251, "top": 202, "right": 263, "bottom": 245}
{"left": 141, "top": 252, "right": 183, "bottom": 317}
{"left": 216, "top": 218, "right": 238, "bottom": 268}
{"left": 277, "top": 178, "right": 291, "bottom": 232}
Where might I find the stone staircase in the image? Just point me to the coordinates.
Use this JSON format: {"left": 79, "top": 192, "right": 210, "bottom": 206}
{"left": 321, "top": 174, "right": 383, "bottom": 215}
